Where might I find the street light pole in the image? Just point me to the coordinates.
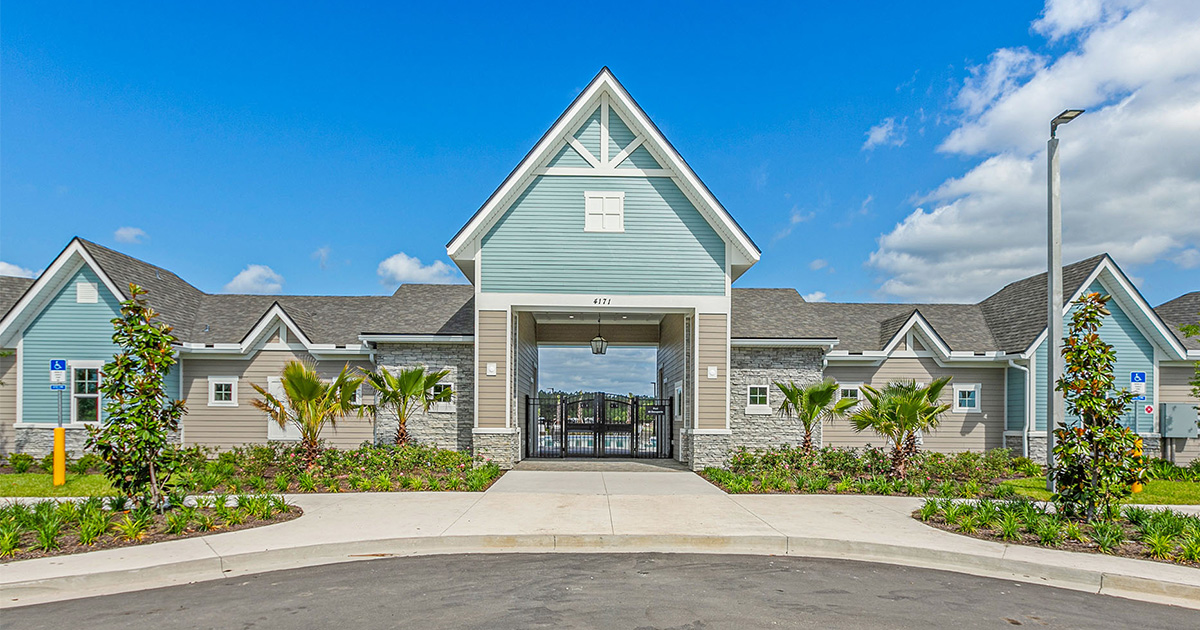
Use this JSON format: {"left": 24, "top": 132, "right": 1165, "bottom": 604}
{"left": 1046, "top": 109, "right": 1084, "bottom": 492}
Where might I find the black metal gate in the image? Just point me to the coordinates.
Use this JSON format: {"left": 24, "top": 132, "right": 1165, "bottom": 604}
{"left": 526, "top": 392, "right": 672, "bottom": 458}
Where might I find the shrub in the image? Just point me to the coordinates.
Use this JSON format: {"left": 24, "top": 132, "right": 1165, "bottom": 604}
{"left": 38, "top": 453, "right": 56, "bottom": 474}
{"left": 918, "top": 499, "right": 942, "bottom": 522}
{"left": 298, "top": 472, "right": 317, "bottom": 493}
{"left": 8, "top": 453, "right": 34, "bottom": 473}
{"left": 194, "top": 513, "right": 215, "bottom": 532}
{"left": 164, "top": 511, "right": 191, "bottom": 535}
{"left": 78, "top": 512, "right": 110, "bottom": 545}
{"left": 0, "top": 521, "right": 22, "bottom": 556}
{"left": 1180, "top": 535, "right": 1200, "bottom": 563}
{"left": 998, "top": 513, "right": 1021, "bottom": 541}
{"left": 33, "top": 516, "right": 63, "bottom": 551}
{"left": 111, "top": 514, "right": 152, "bottom": 541}
{"left": 1064, "top": 521, "right": 1088, "bottom": 544}
{"left": 1145, "top": 530, "right": 1176, "bottom": 560}
{"left": 273, "top": 474, "right": 291, "bottom": 493}
{"left": 1035, "top": 520, "right": 1062, "bottom": 546}
{"left": 1092, "top": 521, "right": 1124, "bottom": 553}
{"left": 958, "top": 514, "right": 980, "bottom": 534}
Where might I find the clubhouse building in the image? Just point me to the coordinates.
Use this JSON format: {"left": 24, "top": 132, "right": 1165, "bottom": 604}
{"left": 1, "top": 69, "right": 1196, "bottom": 469}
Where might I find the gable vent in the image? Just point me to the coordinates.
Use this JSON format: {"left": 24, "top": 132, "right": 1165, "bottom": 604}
{"left": 76, "top": 282, "right": 99, "bottom": 304}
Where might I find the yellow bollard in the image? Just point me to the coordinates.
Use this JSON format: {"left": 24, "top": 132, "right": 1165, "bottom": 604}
{"left": 53, "top": 428, "right": 66, "bottom": 486}
{"left": 1131, "top": 437, "right": 1143, "bottom": 494}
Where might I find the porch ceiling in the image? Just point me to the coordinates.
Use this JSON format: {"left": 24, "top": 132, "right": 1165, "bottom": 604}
{"left": 531, "top": 312, "right": 664, "bottom": 326}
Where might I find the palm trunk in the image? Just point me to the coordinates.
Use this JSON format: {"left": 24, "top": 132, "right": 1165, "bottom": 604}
{"left": 801, "top": 429, "right": 814, "bottom": 456}
{"left": 394, "top": 420, "right": 410, "bottom": 446}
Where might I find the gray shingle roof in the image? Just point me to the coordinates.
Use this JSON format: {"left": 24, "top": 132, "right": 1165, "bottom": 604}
{"left": 75, "top": 239, "right": 473, "bottom": 346}
{"left": 978, "top": 254, "right": 1106, "bottom": 352}
{"left": 730, "top": 289, "right": 810, "bottom": 339}
{"left": 79, "top": 239, "right": 206, "bottom": 339}
{"left": 0, "top": 276, "right": 35, "bottom": 317}
{"left": 1156, "top": 292, "right": 1200, "bottom": 351}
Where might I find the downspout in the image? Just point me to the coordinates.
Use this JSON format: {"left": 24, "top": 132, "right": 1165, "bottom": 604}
{"left": 1008, "top": 360, "right": 1032, "bottom": 458}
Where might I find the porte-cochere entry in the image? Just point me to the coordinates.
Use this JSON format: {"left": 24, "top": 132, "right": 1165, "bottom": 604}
{"left": 526, "top": 393, "right": 673, "bottom": 458}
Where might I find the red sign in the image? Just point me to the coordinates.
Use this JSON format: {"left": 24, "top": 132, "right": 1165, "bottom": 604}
{"left": 1144, "top": 405, "right": 1154, "bottom": 415}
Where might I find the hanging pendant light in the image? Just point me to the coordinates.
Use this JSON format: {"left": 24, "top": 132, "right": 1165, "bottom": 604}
{"left": 590, "top": 314, "right": 608, "bottom": 355}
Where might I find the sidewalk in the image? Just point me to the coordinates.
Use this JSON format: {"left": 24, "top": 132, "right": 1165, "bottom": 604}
{"left": 3, "top": 471, "right": 1199, "bottom": 609}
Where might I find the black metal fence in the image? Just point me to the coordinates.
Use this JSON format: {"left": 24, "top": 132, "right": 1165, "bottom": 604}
{"left": 526, "top": 392, "right": 673, "bottom": 458}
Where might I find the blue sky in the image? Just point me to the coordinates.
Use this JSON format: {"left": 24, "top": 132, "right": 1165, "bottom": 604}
{"left": 2, "top": 1, "right": 1197, "bottom": 313}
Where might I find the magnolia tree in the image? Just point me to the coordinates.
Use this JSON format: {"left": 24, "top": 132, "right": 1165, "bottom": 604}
{"left": 86, "top": 285, "right": 186, "bottom": 509}
{"left": 1051, "top": 292, "right": 1148, "bottom": 521}
{"left": 1180, "top": 312, "right": 1199, "bottom": 425}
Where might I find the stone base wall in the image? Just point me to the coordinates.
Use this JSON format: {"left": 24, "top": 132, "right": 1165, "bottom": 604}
{"left": 14, "top": 426, "right": 181, "bottom": 457}
{"left": 473, "top": 431, "right": 519, "bottom": 469}
{"left": 1014, "top": 434, "right": 1164, "bottom": 464}
{"left": 728, "top": 347, "right": 824, "bottom": 451}
{"left": 372, "top": 343, "right": 474, "bottom": 452}
{"left": 683, "top": 431, "right": 732, "bottom": 471}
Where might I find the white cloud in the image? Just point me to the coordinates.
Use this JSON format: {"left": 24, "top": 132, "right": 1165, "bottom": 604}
{"left": 862, "top": 117, "right": 907, "bottom": 150}
{"left": 0, "top": 261, "right": 36, "bottom": 278}
{"left": 870, "top": 0, "right": 1200, "bottom": 302}
{"left": 803, "top": 291, "right": 828, "bottom": 302}
{"left": 311, "top": 246, "right": 331, "bottom": 270}
{"left": 377, "top": 252, "right": 461, "bottom": 285}
{"left": 772, "top": 205, "right": 816, "bottom": 243}
{"left": 223, "top": 265, "right": 284, "bottom": 294}
{"left": 113, "top": 227, "right": 147, "bottom": 244}
{"left": 809, "top": 259, "right": 828, "bottom": 271}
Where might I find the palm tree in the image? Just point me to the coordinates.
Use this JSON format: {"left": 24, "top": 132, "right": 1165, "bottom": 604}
{"left": 251, "top": 361, "right": 365, "bottom": 466}
{"left": 774, "top": 379, "right": 858, "bottom": 455}
{"left": 848, "top": 377, "right": 952, "bottom": 477}
{"left": 360, "top": 366, "right": 452, "bottom": 445}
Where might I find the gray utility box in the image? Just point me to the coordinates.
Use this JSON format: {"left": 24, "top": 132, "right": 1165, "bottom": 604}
{"left": 1161, "top": 403, "right": 1199, "bottom": 439}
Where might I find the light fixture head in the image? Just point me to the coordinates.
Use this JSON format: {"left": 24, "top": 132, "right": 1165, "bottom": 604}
{"left": 591, "top": 314, "right": 608, "bottom": 354}
{"left": 1050, "top": 109, "right": 1085, "bottom": 137}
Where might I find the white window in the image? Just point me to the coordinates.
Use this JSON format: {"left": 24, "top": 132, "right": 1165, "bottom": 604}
{"left": 954, "top": 384, "right": 981, "bottom": 413}
{"left": 673, "top": 381, "right": 683, "bottom": 419}
{"left": 208, "top": 376, "right": 239, "bottom": 407}
{"left": 71, "top": 361, "right": 103, "bottom": 423}
{"left": 430, "top": 383, "right": 455, "bottom": 413}
{"left": 746, "top": 385, "right": 770, "bottom": 415}
{"left": 838, "top": 383, "right": 862, "bottom": 407}
{"left": 584, "top": 191, "right": 625, "bottom": 232}
{"left": 265, "top": 376, "right": 302, "bottom": 441}
{"left": 75, "top": 282, "right": 98, "bottom": 304}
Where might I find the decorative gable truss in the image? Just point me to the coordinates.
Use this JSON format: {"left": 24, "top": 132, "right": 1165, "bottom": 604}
{"left": 177, "top": 302, "right": 370, "bottom": 359}
{"left": 540, "top": 93, "right": 668, "bottom": 176}
{"left": 446, "top": 68, "right": 760, "bottom": 282}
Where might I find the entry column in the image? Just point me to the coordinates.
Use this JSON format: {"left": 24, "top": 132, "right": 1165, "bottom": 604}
{"left": 474, "top": 309, "right": 519, "bottom": 467}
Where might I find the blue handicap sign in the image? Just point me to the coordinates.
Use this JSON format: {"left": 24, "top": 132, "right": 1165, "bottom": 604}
{"left": 50, "top": 360, "right": 67, "bottom": 371}
{"left": 50, "top": 384, "right": 66, "bottom": 391}
{"left": 1130, "top": 372, "right": 1146, "bottom": 383}
{"left": 1133, "top": 395, "right": 1146, "bottom": 401}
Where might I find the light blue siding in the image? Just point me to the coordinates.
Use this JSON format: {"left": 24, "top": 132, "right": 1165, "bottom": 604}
{"left": 1006, "top": 367, "right": 1025, "bottom": 431}
{"left": 22, "top": 267, "right": 121, "bottom": 424}
{"left": 1031, "top": 281, "right": 1156, "bottom": 433}
{"left": 20, "top": 265, "right": 182, "bottom": 424}
{"left": 547, "top": 143, "right": 590, "bottom": 167}
{"left": 573, "top": 109, "right": 602, "bottom": 158}
{"left": 480, "top": 175, "right": 726, "bottom": 295}
{"left": 618, "top": 146, "right": 663, "bottom": 169}
{"left": 608, "top": 110, "right": 636, "bottom": 155}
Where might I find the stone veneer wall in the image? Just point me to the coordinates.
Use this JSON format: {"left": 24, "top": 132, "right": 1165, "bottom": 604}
{"left": 728, "top": 347, "right": 824, "bottom": 451}
{"left": 684, "top": 431, "right": 731, "bottom": 470}
{"left": 14, "top": 426, "right": 180, "bottom": 457}
{"left": 372, "top": 343, "right": 474, "bottom": 452}
{"left": 1008, "top": 434, "right": 1164, "bottom": 463}
{"left": 473, "top": 432, "right": 520, "bottom": 468}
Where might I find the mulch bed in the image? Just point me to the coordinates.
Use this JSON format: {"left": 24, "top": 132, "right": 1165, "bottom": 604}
{"left": 917, "top": 512, "right": 1199, "bottom": 568}
{"left": 2, "top": 507, "right": 303, "bottom": 564}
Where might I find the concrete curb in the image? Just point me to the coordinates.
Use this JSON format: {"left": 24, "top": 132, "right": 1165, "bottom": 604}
{"left": 4, "top": 533, "right": 1198, "bottom": 610}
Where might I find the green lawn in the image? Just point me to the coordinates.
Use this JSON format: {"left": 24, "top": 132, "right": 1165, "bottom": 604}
{"left": 1001, "top": 477, "right": 1200, "bottom": 505}
{"left": 0, "top": 473, "right": 115, "bottom": 497}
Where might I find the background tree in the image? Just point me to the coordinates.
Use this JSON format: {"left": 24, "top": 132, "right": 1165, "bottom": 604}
{"left": 848, "top": 377, "right": 952, "bottom": 477}
{"left": 1179, "top": 311, "right": 1199, "bottom": 425}
{"left": 774, "top": 379, "right": 857, "bottom": 455}
{"left": 1052, "top": 293, "right": 1148, "bottom": 520}
{"left": 86, "top": 284, "right": 186, "bottom": 509}
{"left": 251, "top": 361, "right": 364, "bottom": 466}
{"left": 360, "top": 366, "right": 451, "bottom": 445}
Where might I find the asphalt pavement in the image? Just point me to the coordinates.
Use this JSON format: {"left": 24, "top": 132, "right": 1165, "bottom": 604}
{"left": 3, "top": 553, "right": 1193, "bottom": 630}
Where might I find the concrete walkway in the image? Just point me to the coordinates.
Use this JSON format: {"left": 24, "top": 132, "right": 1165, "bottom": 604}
{"left": 3, "top": 471, "right": 1199, "bottom": 610}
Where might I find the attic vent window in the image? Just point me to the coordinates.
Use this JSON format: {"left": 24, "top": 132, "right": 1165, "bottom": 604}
{"left": 76, "top": 282, "right": 99, "bottom": 304}
{"left": 584, "top": 191, "right": 624, "bottom": 233}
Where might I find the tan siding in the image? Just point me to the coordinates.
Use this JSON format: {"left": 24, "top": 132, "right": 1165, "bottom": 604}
{"left": 0, "top": 352, "right": 15, "bottom": 454}
{"left": 477, "top": 310, "right": 508, "bottom": 429}
{"left": 515, "top": 312, "right": 537, "bottom": 447}
{"left": 696, "top": 313, "right": 728, "bottom": 430}
{"left": 536, "top": 323, "right": 659, "bottom": 345}
{"left": 181, "top": 351, "right": 375, "bottom": 450}
{"left": 657, "top": 314, "right": 687, "bottom": 456}
{"left": 824, "top": 357, "right": 1006, "bottom": 452}
{"left": 1161, "top": 366, "right": 1200, "bottom": 465}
